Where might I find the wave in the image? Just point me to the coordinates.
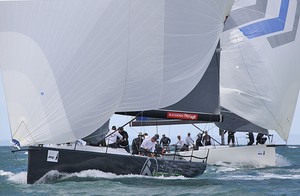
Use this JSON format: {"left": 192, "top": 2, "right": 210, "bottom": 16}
{"left": 218, "top": 172, "right": 300, "bottom": 181}
{"left": 1, "top": 170, "right": 28, "bottom": 184}
{"left": 275, "top": 154, "right": 292, "bottom": 167}
{"left": 207, "top": 153, "right": 292, "bottom": 172}
{"left": 2, "top": 169, "right": 188, "bottom": 185}
{"left": 0, "top": 170, "right": 14, "bottom": 177}
{"left": 288, "top": 146, "right": 299, "bottom": 149}
{"left": 34, "top": 169, "right": 187, "bottom": 184}
{"left": 210, "top": 161, "right": 272, "bottom": 171}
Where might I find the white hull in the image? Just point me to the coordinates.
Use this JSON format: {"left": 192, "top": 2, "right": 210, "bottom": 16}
{"left": 179, "top": 144, "right": 276, "bottom": 167}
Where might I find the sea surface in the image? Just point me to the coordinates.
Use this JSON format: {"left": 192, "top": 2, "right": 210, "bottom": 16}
{"left": 0, "top": 145, "right": 300, "bottom": 196}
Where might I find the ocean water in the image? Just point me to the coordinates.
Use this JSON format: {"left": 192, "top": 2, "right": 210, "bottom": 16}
{"left": 1, "top": 145, "right": 300, "bottom": 196}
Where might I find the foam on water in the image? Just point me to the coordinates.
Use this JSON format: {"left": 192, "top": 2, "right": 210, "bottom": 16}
{"left": 1, "top": 169, "right": 27, "bottom": 184}
{"left": 211, "top": 161, "right": 266, "bottom": 172}
{"left": 5, "top": 171, "right": 27, "bottom": 184}
{"left": 214, "top": 164, "right": 238, "bottom": 173}
{"left": 288, "top": 146, "right": 299, "bottom": 149}
{"left": 218, "top": 172, "right": 300, "bottom": 181}
{"left": 34, "top": 169, "right": 188, "bottom": 184}
{"left": 214, "top": 160, "right": 300, "bottom": 181}
{"left": 275, "top": 154, "right": 292, "bottom": 167}
{"left": 61, "top": 169, "right": 187, "bottom": 180}
{"left": 209, "top": 153, "right": 292, "bottom": 172}
{"left": 260, "top": 173, "right": 300, "bottom": 180}
{"left": 0, "top": 170, "right": 14, "bottom": 177}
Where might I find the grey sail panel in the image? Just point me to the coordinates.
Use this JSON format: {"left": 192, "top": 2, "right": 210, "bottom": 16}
{"left": 116, "top": 43, "right": 222, "bottom": 123}
{"left": 82, "top": 120, "right": 110, "bottom": 146}
{"left": 223, "top": 0, "right": 268, "bottom": 31}
{"left": 163, "top": 42, "right": 220, "bottom": 114}
{"left": 215, "top": 109, "right": 268, "bottom": 134}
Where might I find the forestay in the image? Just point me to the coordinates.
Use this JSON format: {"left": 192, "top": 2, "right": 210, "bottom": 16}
{"left": 0, "top": 0, "right": 234, "bottom": 146}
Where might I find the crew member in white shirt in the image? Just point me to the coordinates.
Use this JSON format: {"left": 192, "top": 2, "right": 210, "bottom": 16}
{"left": 140, "top": 134, "right": 159, "bottom": 157}
{"left": 182, "top": 132, "right": 194, "bottom": 151}
{"left": 106, "top": 126, "right": 123, "bottom": 148}
{"left": 173, "top": 135, "right": 184, "bottom": 151}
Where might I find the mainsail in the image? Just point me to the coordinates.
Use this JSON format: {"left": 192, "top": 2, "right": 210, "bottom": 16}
{"left": 0, "top": 0, "right": 234, "bottom": 146}
{"left": 220, "top": 0, "right": 300, "bottom": 141}
{"left": 118, "top": 40, "right": 223, "bottom": 126}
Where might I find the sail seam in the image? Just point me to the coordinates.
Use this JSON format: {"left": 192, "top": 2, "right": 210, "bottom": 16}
{"left": 0, "top": 69, "right": 14, "bottom": 143}
{"left": 117, "top": 0, "right": 131, "bottom": 112}
{"left": 236, "top": 37, "right": 285, "bottom": 138}
{"left": 159, "top": 0, "right": 165, "bottom": 107}
{"left": 13, "top": 121, "right": 37, "bottom": 146}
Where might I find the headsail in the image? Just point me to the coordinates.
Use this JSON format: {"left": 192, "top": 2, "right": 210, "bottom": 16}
{"left": 220, "top": 0, "right": 300, "bottom": 141}
{"left": 215, "top": 108, "right": 268, "bottom": 134}
{"left": 82, "top": 120, "right": 110, "bottom": 146}
{"left": 116, "top": 0, "right": 235, "bottom": 111}
{"left": 0, "top": 0, "right": 234, "bottom": 146}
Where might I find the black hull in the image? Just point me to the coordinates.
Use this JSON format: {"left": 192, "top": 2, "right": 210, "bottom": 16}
{"left": 27, "top": 146, "right": 206, "bottom": 184}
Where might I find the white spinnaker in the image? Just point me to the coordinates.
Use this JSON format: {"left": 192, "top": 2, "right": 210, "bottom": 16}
{"left": 221, "top": 0, "right": 300, "bottom": 141}
{"left": 0, "top": 1, "right": 130, "bottom": 146}
{"left": 0, "top": 0, "right": 233, "bottom": 146}
{"left": 117, "top": 0, "right": 235, "bottom": 111}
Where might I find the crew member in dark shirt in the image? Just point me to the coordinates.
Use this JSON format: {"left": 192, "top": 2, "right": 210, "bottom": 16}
{"left": 117, "top": 127, "right": 130, "bottom": 153}
{"left": 132, "top": 132, "right": 143, "bottom": 155}
{"left": 160, "top": 134, "right": 171, "bottom": 153}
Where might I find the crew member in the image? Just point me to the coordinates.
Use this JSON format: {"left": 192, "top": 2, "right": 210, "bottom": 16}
{"left": 140, "top": 134, "right": 159, "bottom": 157}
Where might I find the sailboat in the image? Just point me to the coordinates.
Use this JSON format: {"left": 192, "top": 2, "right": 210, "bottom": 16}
{"left": 128, "top": 0, "right": 300, "bottom": 167}
{"left": 0, "top": 1, "right": 234, "bottom": 184}
{"left": 178, "top": 0, "right": 300, "bottom": 166}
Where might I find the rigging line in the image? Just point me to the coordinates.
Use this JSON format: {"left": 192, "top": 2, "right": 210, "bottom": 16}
{"left": 0, "top": 68, "right": 14, "bottom": 141}
{"left": 207, "top": 124, "right": 217, "bottom": 132}
{"left": 104, "top": 111, "right": 142, "bottom": 140}
{"left": 121, "top": 111, "right": 142, "bottom": 128}
{"left": 11, "top": 150, "right": 27, "bottom": 179}
{"left": 104, "top": 112, "right": 141, "bottom": 153}
{"left": 204, "top": 123, "right": 208, "bottom": 131}
{"left": 82, "top": 121, "right": 111, "bottom": 140}
{"left": 14, "top": 121, "right": 37, "bottom": 145}
{"left": 275, "top": 142, "right": 288, "bottom": 164}
{"left": 235, "top": 37, "right": 285, "bottom": 137}
{"left": 192, "top": 124, "right": 221, "bottom": 145}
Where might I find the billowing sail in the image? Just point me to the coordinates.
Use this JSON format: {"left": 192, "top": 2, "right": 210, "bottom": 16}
{"left": 215, "top": 108, "right": 269, "bottom": 134}
{"left": 117, "top": 0, "right": 235, "bottom": 111}
{"left": 220, "top": 0, "right": 300, "bottom": 141}
{"left": 164, "top": 41, "right": 221, "bottom": 115}
{"left": 118, "top": 41, "right": 223, "bottom": 126}
{"left": 0, "top": 0, "right": 234, "bottom": 146}
{"left": 82, "top": 120, "right": 110, "bottom": 146}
